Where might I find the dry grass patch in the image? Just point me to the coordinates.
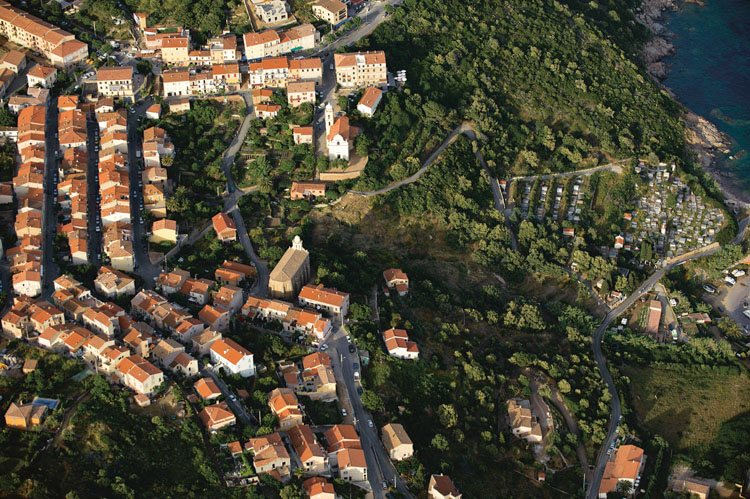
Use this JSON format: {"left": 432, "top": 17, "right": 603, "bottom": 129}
{"left": 623, "top": 366, "right": 750, "bottom": 453}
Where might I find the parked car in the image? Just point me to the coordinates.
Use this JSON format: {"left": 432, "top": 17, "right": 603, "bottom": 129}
{"left": 341, "top": 408, "right": 347, "bottom": 417}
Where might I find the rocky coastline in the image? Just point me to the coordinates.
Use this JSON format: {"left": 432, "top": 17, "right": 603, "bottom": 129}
{"left": 637, "top": 0, "right": 750, "bottom": 205}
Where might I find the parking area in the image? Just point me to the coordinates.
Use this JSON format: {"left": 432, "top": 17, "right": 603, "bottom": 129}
{"left": 706, "top": 273, "right": 750, "bottom": 333}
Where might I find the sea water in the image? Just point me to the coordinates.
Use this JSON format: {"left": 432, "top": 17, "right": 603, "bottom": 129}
{"left": 662, "top": 0, "right": 750, "bottom": 187}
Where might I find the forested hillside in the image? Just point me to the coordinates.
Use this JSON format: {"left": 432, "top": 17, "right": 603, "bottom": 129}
{"left": 364, "top": 0, "right": 685, "bottom": 176}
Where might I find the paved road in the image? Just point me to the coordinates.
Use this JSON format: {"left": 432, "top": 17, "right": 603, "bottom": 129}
{"left": 311, "top": 0, "right": 404, "bottom": 57}
{"left": 203, "top": 368, "right": 259, "bottom": 427}
{"left": 733, "top": 216, "right": 749, "bottom": 245}
{"left": 218, "top": 92, "right": 271, "bottom": 298}
{"left": 350, "top": 123, "right": 481, "bottom": 197}
{"left": 564, "top": 268, "right": 610, "bottom": 312}
{"left": 127, "top": 98, "right": 161, "bottom": 288}
{"left": 85, "top": 115, "right": 101, "bottom": 266}
{"left": 41, "top": 99, "right": 60, "bottom": 299}
{"left": 586, "top": 244, "right": 723, "bottom": 499}
{"left": 509, "top": 160, "right": 629, "bottom": 183}
{"left": 326, "top": 325, "right": 413, "bottom": 498}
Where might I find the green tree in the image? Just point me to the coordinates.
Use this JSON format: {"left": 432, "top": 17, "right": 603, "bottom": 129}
{"left": 361, "top": 390, "right": 385, "bottom": 412}
{"left": 438, "top": 404, "right": 458, "bottom": 428}
{"left": 431, "top": 433, "right": 449, "bottom": 451}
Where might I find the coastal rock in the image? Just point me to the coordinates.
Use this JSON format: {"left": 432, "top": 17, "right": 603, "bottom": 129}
{"left": 685, "top": 112, "right": 729, "bottom": 150}
{"left": 647, "top": 61, "right": 667, "bottom": 79}
{"left": 636, "top": 0, "right": 676, "bottom": 28}
{"left": 644, "top": 37, "right": 675, "bottom": 63}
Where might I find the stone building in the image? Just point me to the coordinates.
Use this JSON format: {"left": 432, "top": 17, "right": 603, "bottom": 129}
{"left": 269, "top": 236, "right": 311, "bottom": 299}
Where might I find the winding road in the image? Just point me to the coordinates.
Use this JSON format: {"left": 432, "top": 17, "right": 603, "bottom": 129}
{"left": 219, "top": 92, "right": 270, "bottom": 298}
{"left": 350, "top": 123, "right": 482, "bottom": 197}
{"left": 586, "top": 244, "right": 722, "bottom": 499}
{"left": 509, "top": 159, "right": 629, "bottom": 183}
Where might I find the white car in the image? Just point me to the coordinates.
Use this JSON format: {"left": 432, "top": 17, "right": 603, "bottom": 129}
{"left": 368, "top": 420, "right": 373, "bottom": 428}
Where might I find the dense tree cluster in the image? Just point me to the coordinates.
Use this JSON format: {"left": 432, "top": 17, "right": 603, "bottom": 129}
{"left": 126, "top": 0, "right": 233, "bottom": 41}
{"left": 365, "top": 0, "right": 685, "bottom": 176}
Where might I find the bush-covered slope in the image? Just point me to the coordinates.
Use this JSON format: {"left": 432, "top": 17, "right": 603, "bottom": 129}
{"left": 365, "top": 0, "right": 684, "bottom": 175}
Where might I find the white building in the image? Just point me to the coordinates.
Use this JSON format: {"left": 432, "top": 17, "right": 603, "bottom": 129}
{"left": 210, "top": 338, "right": 255, "bottom": 377}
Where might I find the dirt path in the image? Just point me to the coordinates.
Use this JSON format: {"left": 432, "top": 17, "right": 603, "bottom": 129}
{"left": 547, "top": 387, "right": 591, "bottom": 481}
{"left": 52, "top": 391, "right": 91, "bottom": 449}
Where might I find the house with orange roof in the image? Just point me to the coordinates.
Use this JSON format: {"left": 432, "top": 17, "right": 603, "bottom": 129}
{"left": 287, "top": 80, "right": 315, "bottom": 108}
{"left": 36, "top": 323, "right": 70, "bottom": 349}
{"left": 292, "top": 126, "right": 314, "bottom": 145}
{"left": 96, "top": 66, "right": 134, "bottom": 100}
{"left": 212, "top": 212, "right": 236, "bottom": 242}
{"left": 288, "top": 424, "right": 328, "bottom": 475}
{"left": 338, "top": 447, "right": 367, "bottom": 482}
{"left": 268, "top": 387, "right": 303, "bottom": 429}
{"left": 334, "top": 51, "right": 386, "bottom": 89}
{"left": 303, "top": 477, "right": 336, "bottom": 499}
{"left": 209, "top": 337, "right": 254, "bottom": 377}
{"left": 57, "top": 94, "right": 78, "bottom": 111}
{"left": 213, "top": 285, "right": 243, "bottom": 314}
{"left": 94, "top": 266, "right": 136, "bottom": 298}
{"left": 82, "top": 308, "right": 116, "bottom": 338}
{"left": 1, "top": 309, "right": 30, "bottom": 339}
{"left": 199, "top": 304, "right": 231, "bottom": 332}
{"left": 246, "top": 432, "right": 291, "bottom": 478}
{"left": 357, "top": 86, "right": 383, "bottom": 117}
{"left": 82, "top": 333, "right": 115, "bottom": 359}
{"left": 156, "top": 269, "right": 190, "bottom": 295}
{"left": 312, "top": 0, "right": 347, "bottom": 26}
{"left": 251, "top": 87, "right": 273, "bottom": 106}
{"left": 290, "top": 181, "right": 325, "bottom": 200}
{"left": 26, "top": 64, "right": 56, "bottom": 88}
{"left": 174, "top": 317, "right": 205, "bottom": 343}
{"left": 215, "top": 267, "right": 245, "bottom": 287}
{"left": 429, "top": 474, "right": 462, "bottom": 499}
{"left": 598, "top": 445, "right": 645, "bottom": 498}
{"left": 324, "top": 424, "right": 360, "bottom": 466}
{"left": 145, "top": 103, "right": 161, "bottom": 119}
{"left": 0, "top": 49, "right": 26, "bottom": 74}
{"left": 97, "top": 345, "right": 130, "bottom": 374}
{"left": 198, "top": 401, "right": 236, "bottom": 431}
{"left": 256, "top": 103, "right": 281, "bottom": 119}
{"left": 288, "top": 56, "right": 322, "bottom": 85}
{"left": 12, "top": 270, "right": 41, "bottom": 297}
{"left": 646, "top": 300, "right": 662, "bottom": 336}
{"left": 383, "top": 268, "right": 409, "bottom": 296}
{"left": 244, "top": 23, "right": 317, "bottom": 60}
{"left": 59, "top": 326, "right": 92, "bottom": 354}
{"left": 221, "top": 260, "right": 256, "bottom": 278}
{"left": 194, "top": 377, "right": 222, "bottom": 401}
{"left": 382, "top": 328, "right": 419, "bottom": 360}
{"left": 4, "top": 400, "right": 49, "bottom": 430}
{"left": 160, "top": 35, "right": 189, "bottom": 65}
{"left": 115, "top": 354, "right": 164, "bottom": 395}
{"left": 298, "top": 352, "right": 336, "bottom": 401}
{"left": 381, "top": 423, "right": 413, "bottom": 461}
{"left": 298, "top": 284, "right": 349, "bottom": 321}
{"left": 179, "top": 277, "right": 213, "bottom": 305}
{"left": 122, "top": 323, "right": 156, "bottom": 357}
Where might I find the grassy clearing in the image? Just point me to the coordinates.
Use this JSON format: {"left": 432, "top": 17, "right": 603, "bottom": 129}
{"left": 623, "top": 366, "right": 750, "bottom": 455}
